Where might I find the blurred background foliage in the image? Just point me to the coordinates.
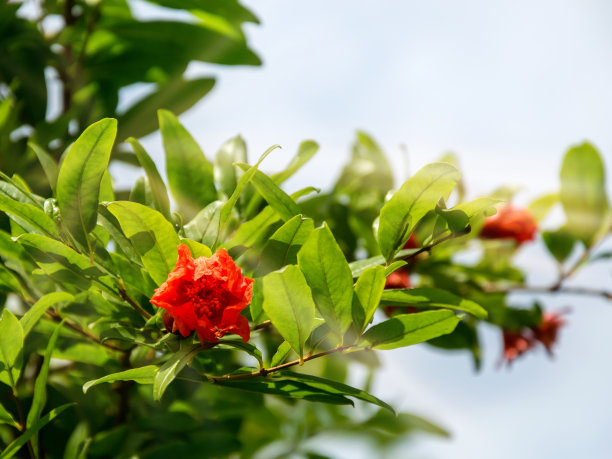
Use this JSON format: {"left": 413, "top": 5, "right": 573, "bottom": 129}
{"left": 0, "top": 0, "right": 260, "bottom": 196}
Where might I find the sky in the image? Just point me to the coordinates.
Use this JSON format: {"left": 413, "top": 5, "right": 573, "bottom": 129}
{"left": 126, "top": 1, "right": 612, "bottom": 458}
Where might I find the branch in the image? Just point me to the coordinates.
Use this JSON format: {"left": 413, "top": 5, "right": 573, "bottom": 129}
{"left": 118, "top": 284, "right": 153, "bottom": 320}
{"left": 46, "top": 310, "right": 124, "bottom": 352}
{"left": 485, "top": 284, "right": 612, "bottom": 301}
{"left": 208, "top": 345, "right": 359, "bottom": 382}
{"left": 401, "top": 226, "right": 471, "bottom": 262}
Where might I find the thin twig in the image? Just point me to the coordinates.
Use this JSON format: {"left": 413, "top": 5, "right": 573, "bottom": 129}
{"left": 487, "top": 285, "right": 612, "bottom": 301}
{"left": 208, "top": 345, "right": 358, "bottom": 382}
{"left": 46, "top": 310, "right": 124, "bottom": 352}
{"left": 118, "top": 284, "right": 153, "bottom": 320}
{"left": 401, "top": 226, "right": 471, "bottom": 263}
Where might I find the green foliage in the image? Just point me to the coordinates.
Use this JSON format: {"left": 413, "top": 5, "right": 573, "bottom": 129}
{"left": 0, "top": 111, "right": 606, "bottom": 457}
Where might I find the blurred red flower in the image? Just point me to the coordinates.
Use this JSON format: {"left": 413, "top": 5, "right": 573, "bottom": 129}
{"left": 532, "top": 311, "right": 566, "bottom": 356}
{"left": 480, "top": 205, "right": 537, "bottom": 244}
{"left": 383, "top": 268, "right": 417, "bottom": 316}
{"left": 403, "top": 232, "right": 419, "bottom": 250}
{"left": 501, "top": 330, "right": 534, "bottom": 364}
{"left": 151, "top": 245, "right": 254, "bottom": 343}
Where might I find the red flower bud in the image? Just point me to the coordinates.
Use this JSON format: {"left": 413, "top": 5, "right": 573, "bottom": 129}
{"left": 481, "top": 205, "right": 537, "bottom": 244}
{"left": 150, "top": 245, "right": 254, "bottom": 344}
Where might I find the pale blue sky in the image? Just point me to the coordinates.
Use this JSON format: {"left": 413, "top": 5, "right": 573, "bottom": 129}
{"left": 127, "top": 1, "right": 612, "bottom": 458}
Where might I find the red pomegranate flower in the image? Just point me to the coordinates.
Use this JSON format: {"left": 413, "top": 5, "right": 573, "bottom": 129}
{"left": 480, "top": 205, "right": 537, "bottom": 244}
{"left": 151, "top": 245, "right": 254, "bottom": 343}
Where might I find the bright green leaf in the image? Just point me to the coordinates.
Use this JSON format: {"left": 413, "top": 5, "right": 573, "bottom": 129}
{"left": 153, "top": 343, "right": 201, "bottom": 401}
{"left": 380, "top": 288, "right": 487, "bottom": 320}
{"left": 560, "top": 143, "right": 608, "bottom": 246}
{"left": 0, "top": 310, "right": 24, "bottom": 389}
{"left": 0, "top": 194, "right": 59, "bottom": 238}
{"left": 378, "top": 162, "right": 461, "bottom": 261}
{"left": 56, "top": 118, "right": 117, "bottom": 249}
{"left": 20, "top": 292, "right": 73, "bottom": 338}
{"left": 297, "top": 224, "right": 354, "bottom": 336}
{"left": 262, "top": 266, "right": 315, "bottom": 360}
{"left": 83, "top": 366, "right": 159, "bottom": 394}
{"left": 106, "top": 201, "right": 180, "bottom": 285}
{"left": 353, "top": 266, "right": 386, "bottom": 332}
{"left": 214, "top": 135, "right": 247, "bottom": 198}
{"left": 361, "top": 310, "right": 461, "bottom": 350}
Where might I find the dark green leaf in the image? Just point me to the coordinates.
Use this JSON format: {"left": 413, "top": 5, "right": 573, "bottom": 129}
{"left": 26, "top": 320, "right": 64, "bottom": 451}
{"left": 380, "top": 288, "right": 487, "bottom": 319}
{"left": 361, "top": 310, "right": 461, "bottom": 350}
{"left": 269, "top": 341, "right": 292, "bottom": 367}
{"left": 118, "top": 78, "right": 215, "bottom": 141}
{"left": 212, "top": 378, "right": 353, "bottom": 405}
{"left": 278, "top": 371, "right": 394, "bottom": 413}
{"left": 560, "top": 143, "right": 608, "bottom": 246}
{"left": 262, "top": 266, "right": 315, "bottom": 359}
{"left": 56, "top": 118, "right": 117, "bottom": 249}
{"left": 0, "top": 402, "right": 18, "bottom": 429}
{"left": 0, "top": 403, "right": 74, "bottom": 459}
{"left": 542, "top": 227, "right": 576, "bottom": 263}
{"left": 378, "top": 162, "right": 461, "bottom": 261}
{"left": 159, "top": 109, "right": 217, "bottom": 217}
{"left": 153, "top": 343, "right": 201, "bottom": 400}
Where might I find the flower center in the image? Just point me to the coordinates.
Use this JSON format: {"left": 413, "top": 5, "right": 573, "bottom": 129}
{"left": 185, "top": 280, "right": 228, "bottom": 322}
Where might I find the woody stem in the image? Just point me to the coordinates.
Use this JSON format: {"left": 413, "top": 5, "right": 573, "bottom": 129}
{"left": 400, "top": 226, "right": 471, "bottom": 262}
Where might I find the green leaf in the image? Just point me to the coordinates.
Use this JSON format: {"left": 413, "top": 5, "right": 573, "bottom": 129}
{"left": 262, "top": 266, "right": 315, "bottom": 360}
{"left": 214, "top": 135, "right": 247, "bottom": 198}
{"left": 560, "top": 143, "right": 608, "bottom": 246}
{"left": 270, "top": 341, "right": 292, "bottom": 367}
{"left": 0, "top": 403, "right": 74, "bottom": 459}
{"left": 217, "top": 145, "right": 280, "bottom": 246}
{"left": 159, "top": 109, "right": 217, "bottom": 217}
{"left": 20, "top": 292, "right": 73, "bottom": 338}
{"left": 83, "top": 366, "right": 159, "bottom": 394}
{"left": 0, "top": 194, "right": 59, "bottom": 238}
{"left": 0, "top": 403, "right": 18, "bottom": 429}
{"left": 528, "top": 193, "right": 559, "bottom": 222}
{"left": 353, "top": 266, "right": 386, "bottom": 332}
{"left": 542, "top": 227, "right": 576, "bottom": 263}
{"left": 347, "top": 248, "right": 417, "bottom": 278}
{"left": 378, "top": 162, "right": 461, "bottom": 261}
{"left": 128, "top": 138, "right": 171, "bottom": 220}
{"left": 28, "top": 141, "right": 59, "bottom": 193}
{"left": 236, "top": 164, "right": 300, "bottom": 221}
{"left": 106, "top": 201, "right": 180, "bottom": 285}
{"left": 183, "top": 201, "right": 224, "bottom": 248}
{"left": 380, "top": 288, "right": 488, "bottom": 319}
{"left": 26, "top": 320, "right": 64, "bottom": 453}
{"left": 17, "top": 234, "right": 114, "bottom": 292}
{"left": 271, "top": 140, "right": 319, "bottom": 184}
{"left": 118, "top": 78, "right": 216, "bottom": 141}
{"left": 0, "top": 265, "right": 25, "bottom": 297}
{"left": 278, "top": 371, "right": 395, "bottom": 413}
{"left": 153, "top": 343, "right": 201, "bottom": 400}
{"left": 212, "top": 378, "right": 353, "bottom": 405}
{"left": 0, "top": 310, "right": 24, "bottom": 389}
{"left": 218, "top": 341, "right": 263, "bottom": 369}
{"left": 255, "top": 215, "right": 314, "bottom": 276}
{"left": 248, "top": 277, "right": 264, "bottom": 323}
{"left": 56, "top": 118, "right": 117, "bottom": 249}
{"left": 297, "top": 224, "right": 354, "bottom": 336}
{"left": 179, "top": 239, "right": 212, "bottom": 258}
{"left": 360, "top": 310, "right": 461, "bottom": 350}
